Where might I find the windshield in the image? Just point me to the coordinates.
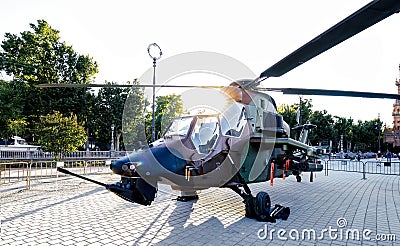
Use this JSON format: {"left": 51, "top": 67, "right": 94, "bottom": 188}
{"left": 164, "top": 116, "right": 194, "bottom": 137}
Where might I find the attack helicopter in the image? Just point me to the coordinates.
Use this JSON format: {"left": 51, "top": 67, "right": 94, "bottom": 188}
{"left": 41, "top": 0, "right": 400, "bottom": 222}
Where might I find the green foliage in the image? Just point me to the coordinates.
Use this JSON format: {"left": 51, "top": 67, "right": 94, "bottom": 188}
{"left": 157, "top": 94, "right": 184, "bottom": 135}
{"left": 0, "top": 20, "right": 98, "bottom": 85}
{"left": 146, "top": 94, "right": 184, "bottom": 141}
{"left": 0, "top": 20, "right": 98, "bottom": 126}
{"left": 91, "top": 80, "right": 148, "bottom": 150}
{"left": 7, "top": 118, "right": 28, "bottom": 136}
{"left": 0, "top": 80, "right": 29, "bottom": 138}
{"left": 279, "top": 99, "right": 383, "bottom": 152}
{"left": 122, "top": 80, "right": 147, "bottom": 150}
{"left": 35, "top": 111, "right": 87, "bottom": 154}
{"left": 308, "top": 110, "right": 334, "bottom": 145}
{"left": 350, "top": 118, "right": 382, "bottom": 152}
{"left": 333, "top": 116, "right": 353, "bottom": 139}
{"left": 0, "top": 19, "right": 99, "bottom": 147}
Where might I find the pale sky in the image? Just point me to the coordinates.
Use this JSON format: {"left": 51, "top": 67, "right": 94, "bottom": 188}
{"left": 1, "top": 0, "right": 400, "bottom": 126}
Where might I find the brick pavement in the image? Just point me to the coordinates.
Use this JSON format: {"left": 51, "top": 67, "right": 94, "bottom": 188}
{"left": 1, "top": 171, "right": 399, "bottom": 245}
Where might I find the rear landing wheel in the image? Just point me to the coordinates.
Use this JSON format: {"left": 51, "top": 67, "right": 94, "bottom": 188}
{"left": 296, "top": 175, "right": 302, "bottom": 182}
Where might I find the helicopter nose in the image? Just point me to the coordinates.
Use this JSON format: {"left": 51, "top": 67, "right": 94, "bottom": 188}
{"left": 110, "top": 156, "right": 135, "bottom": 176}
{"left": 110, "top": 146, "right": 186, "bottom": 186}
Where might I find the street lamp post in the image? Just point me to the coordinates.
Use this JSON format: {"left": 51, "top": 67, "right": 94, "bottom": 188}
{"left": 110, "top": 124, "right": 115, "bottom": 151}
{"left": 340, "top": 134, "right": 344, "bottom": 158}
{"left": 88, "top": 89, "right": 95, "bottom": 151}
{"left": 383, "top": 123, "right": 386, "bottom": 150}
{"left": 378, "top": 113, "right": 381, "bottom": 151}
{"left": 147, "top": 43, "right": 162, "bottom": 142}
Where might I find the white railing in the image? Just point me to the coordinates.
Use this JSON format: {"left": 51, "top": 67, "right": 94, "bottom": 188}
{"left": 325, "top": 159, "right": 400, "bottom": 178}
{"left": 0, "top": 159, "right": 115, "bottom": 188}
{"left": 0, "top": 150, "right": 128, "bottom": 160}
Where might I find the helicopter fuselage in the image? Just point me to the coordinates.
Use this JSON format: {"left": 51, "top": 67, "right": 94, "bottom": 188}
{"left": 109, "top": 86, "right": 323, "bottom": 205}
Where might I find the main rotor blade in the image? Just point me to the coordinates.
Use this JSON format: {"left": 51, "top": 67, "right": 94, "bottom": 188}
{"left": 260, "top": 0, "right": 400, "bottom": 79}
{"left": 35, "top": 83, "right": 224, "bottom": 89}
{"left": 258, "top": 87, "right": 400, "bottom": 99}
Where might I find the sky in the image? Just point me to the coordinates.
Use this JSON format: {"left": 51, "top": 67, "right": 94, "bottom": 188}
{"left": 1, "top": 0, "right": 400, "bottom": 126}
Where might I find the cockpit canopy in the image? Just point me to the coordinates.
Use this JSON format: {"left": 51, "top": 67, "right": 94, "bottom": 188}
{"left": 163, "top": 103, "right": 248, "bottom": 155}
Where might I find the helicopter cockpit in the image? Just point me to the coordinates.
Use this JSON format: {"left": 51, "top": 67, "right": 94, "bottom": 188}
{"left": 163, "top": 102, "right": 248, "bottom": 154}
{"left": 163, "top": 114, "right": 221, "bottom": 155}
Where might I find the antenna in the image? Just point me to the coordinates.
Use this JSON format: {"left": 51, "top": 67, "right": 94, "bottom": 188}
{"left": 295, "top": 109, "right": 301, "bottom": 125}
{"left": 296, "top": 96, "right": 303, "bottom": 125}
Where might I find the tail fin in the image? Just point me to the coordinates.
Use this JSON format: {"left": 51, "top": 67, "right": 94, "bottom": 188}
{"left": 292, "top": 121, "right": 316, "bottom": 144}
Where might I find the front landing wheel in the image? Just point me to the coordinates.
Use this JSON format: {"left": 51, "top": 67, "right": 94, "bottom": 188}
{"left": 255, "top": 192, "right": 274, "bottom": 222}
{"left": 244, "top": 192, "right": 275, "bottom": 222}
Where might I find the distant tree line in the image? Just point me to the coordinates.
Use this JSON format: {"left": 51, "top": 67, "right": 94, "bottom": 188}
{"left": 278, "top": 98, "right": 386, "bottom": 153}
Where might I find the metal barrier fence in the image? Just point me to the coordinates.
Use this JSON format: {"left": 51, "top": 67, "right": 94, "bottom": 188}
{"left": 324, "top": 159, "right": 400, "bottom": 178}
{"left": 0, "top": 150, "right": 128, "bottom": 160}
{"left": 0, "top": 162, "right": 30, "bottom": 188}
{"left": 0, "top": 159, "right": 115, "bottom": 189}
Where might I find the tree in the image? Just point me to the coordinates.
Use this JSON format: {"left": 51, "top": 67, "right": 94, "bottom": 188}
{"left": 92, "top": 80, "right": 145, "bottom": 150}
{"left": 0, "top": 20, "right": 98, "bottom": 86}
{"left": 7, "top": 118, "right": 28, "bottom": 137}
{"left": 350, "top": 118, "right": 382, "bottom": 152}
{"left": 0, "top": 20, "right": 98, "bottom": 129}
{"left": 278, "top": 100, "right": 385, "bottom": 153}
{"left": 0, "top": 79, "right": 29, "bottom": 138}
{"left": 35, "top": 111, "right": 87, "bottom": 155}
{"left": 145, "top": 94, "right": 184, "bottom": 141}
{"left": 122, "top": 81, "right": 147, "bottom": 151}
{"left": 332, "top": 116, "right": 353, "bottom": 152}
{"left": 309, "top": 110, "right": 334, "bottom": 146}
{"left": 351, "top": 120, "right": 368, "bottom": 152}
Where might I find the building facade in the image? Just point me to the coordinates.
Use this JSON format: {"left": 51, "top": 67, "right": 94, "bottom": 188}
{"left": 384, "top": 65, "right": 400, "bottom": 147}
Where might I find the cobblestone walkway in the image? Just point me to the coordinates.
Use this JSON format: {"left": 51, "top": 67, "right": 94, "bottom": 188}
{"left": 1, "top": 171, "right": 399, "bottom": 245}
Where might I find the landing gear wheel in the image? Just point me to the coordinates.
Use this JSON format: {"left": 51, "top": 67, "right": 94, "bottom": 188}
{"left": 296, "top": 175, "right": 302, "bottom": 182}
{"left": 254, "top": 192, "right": 275, "bottom": 222}
{"left": 229, "top": 174, "right": 290, "bottom": 223}
{"left": 256, "top": 192, "right": 271, "bottom": 216}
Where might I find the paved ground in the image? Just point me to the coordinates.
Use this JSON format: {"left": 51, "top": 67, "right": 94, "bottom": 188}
{"left": 1, "top": 170, "right": 399, "bottom": 245}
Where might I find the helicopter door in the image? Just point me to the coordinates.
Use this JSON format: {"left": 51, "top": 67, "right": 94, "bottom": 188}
{"left": 190, "top": 116, "right": 220, "bottom": 154}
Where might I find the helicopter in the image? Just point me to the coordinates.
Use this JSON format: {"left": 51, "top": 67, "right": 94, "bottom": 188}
{"left": 42, "top": 0, "right": 400, "bottom": 222}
